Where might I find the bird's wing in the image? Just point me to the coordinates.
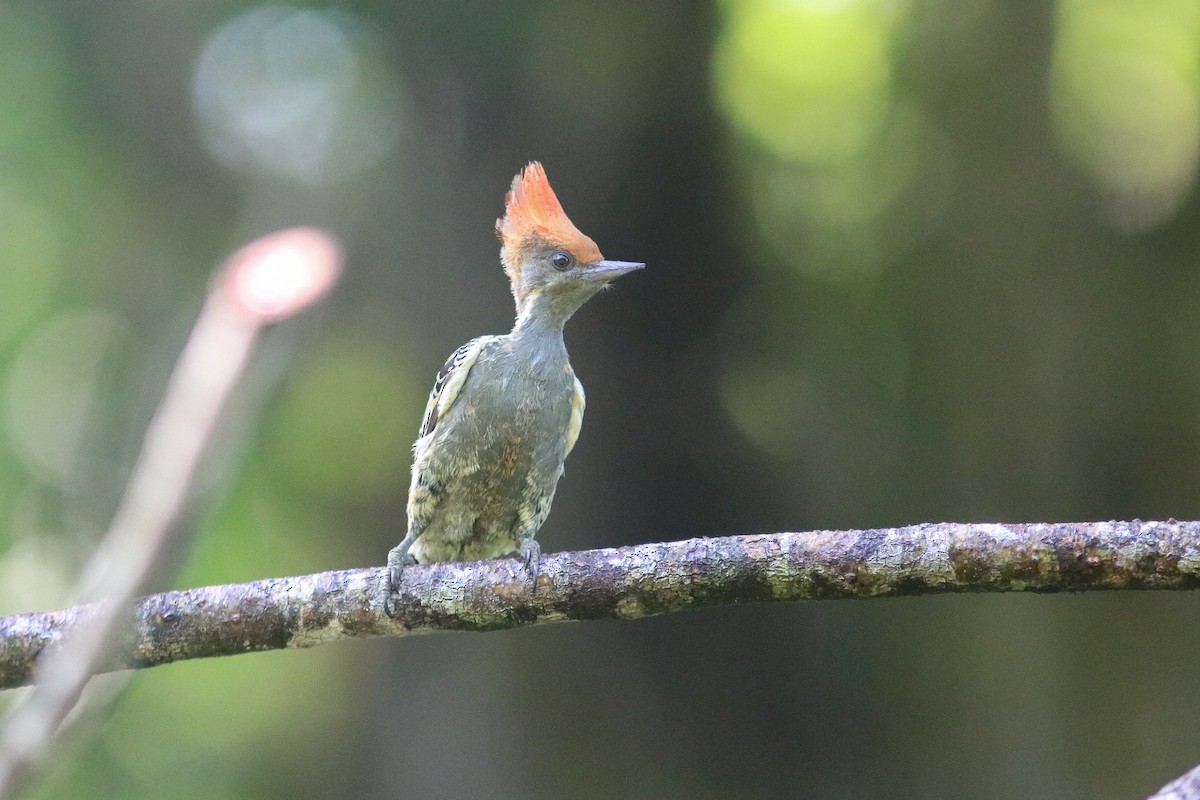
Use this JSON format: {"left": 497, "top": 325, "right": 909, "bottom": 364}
{"left": 418, "top": 336, "right": 493, "bottom": 439}
{"left": 564, "top": 374, "right": 586, "bottom": 458}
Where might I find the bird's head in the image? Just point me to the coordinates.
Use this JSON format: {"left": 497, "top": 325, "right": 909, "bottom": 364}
{"left": 496, "top": 162, "right": 643, "bottom": 324}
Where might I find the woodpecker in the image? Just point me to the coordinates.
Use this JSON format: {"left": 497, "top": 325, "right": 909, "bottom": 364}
{"left": 385, "top": 162, "right": 643, "bottom": 610}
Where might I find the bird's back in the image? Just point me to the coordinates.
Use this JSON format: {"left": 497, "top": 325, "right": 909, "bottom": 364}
{"left": 407, "top": 334, "right": 576, "bottom": 562}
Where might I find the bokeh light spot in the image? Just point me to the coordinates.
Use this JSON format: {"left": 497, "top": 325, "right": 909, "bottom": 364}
{"left": 6, "top": 310, "right": 123, "bottom": 485}
{"left": 192, "top": 6, "right": 407, "bottom": 185}
{"left": 714, "top": 0, "right": 905, "bottom": 163}
{"left": 1050, "top": 1, "right": 1200, "bottom": 230}
{"left": 749, "top": 101, "right": 936, "bottom": 281}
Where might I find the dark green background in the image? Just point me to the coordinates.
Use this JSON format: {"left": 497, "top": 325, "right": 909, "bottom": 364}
{"left": 2, "top": 2, "right": 1199, "bottom": 798}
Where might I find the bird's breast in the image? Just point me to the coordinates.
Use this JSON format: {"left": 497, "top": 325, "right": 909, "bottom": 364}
{"left": 449, "top": 353, "right": 573, "bottom": 457}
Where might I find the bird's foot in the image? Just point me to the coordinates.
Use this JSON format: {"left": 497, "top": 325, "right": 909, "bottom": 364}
{"left": 518, "top": 539, "right": 541, "bottom": 590}
{"left": 384, "top": 545, "right": 416, "bottom": 618}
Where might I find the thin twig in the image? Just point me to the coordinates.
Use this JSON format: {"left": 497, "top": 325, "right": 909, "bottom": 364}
{"left": 0, "top": 519, "right": 1196, "bottom": 691}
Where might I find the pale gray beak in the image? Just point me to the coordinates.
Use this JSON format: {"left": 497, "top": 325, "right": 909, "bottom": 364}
{"left": 586, "top": 260, "right": 645, "bottom": 281}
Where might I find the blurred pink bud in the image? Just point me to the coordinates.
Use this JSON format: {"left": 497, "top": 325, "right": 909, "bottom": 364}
{"left": 221, "top": 227, "right": 342, "bottom": 323}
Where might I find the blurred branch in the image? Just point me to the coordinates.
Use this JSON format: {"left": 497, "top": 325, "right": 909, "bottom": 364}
{"left": 0, "top": 228, "right": 341, "bottom": 798}
{"left": 0, "top": 519, "right": 1197, "bottom": 690}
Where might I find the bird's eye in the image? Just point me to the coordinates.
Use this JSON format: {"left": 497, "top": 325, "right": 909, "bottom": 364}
{"left": 551, "top": 251, "right": 573, "bottom": 271}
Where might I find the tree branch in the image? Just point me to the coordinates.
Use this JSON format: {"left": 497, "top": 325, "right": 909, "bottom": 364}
{"left": 1151, "top": 763, "right": 1200, "bottom": 800}
{"left": 1, "top": 519, "right": 1197, "bottom": 690}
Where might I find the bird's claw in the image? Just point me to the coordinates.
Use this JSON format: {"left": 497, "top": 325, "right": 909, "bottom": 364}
{"left": 519, "top": 539, "right": 541, "bottom": 590}
{"left": 384, "top": 546, "right": 416, "bottom": 618}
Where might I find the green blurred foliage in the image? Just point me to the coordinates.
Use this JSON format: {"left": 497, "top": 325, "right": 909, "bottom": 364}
{"left": 0, "top": 1, "right": 1199, "bottom": 798}
{"left": 715, "top": 0, "right": 906, "bottom": 162}
{"left": 1050, "top": 0, "right": 1200, "bottom": 230}
{"left": 265, "top": 340, "right": 416, "bottom": 502}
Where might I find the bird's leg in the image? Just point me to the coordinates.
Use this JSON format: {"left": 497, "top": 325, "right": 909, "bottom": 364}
{"left": 384, "top": 532, "right": 418, "bottom": 617}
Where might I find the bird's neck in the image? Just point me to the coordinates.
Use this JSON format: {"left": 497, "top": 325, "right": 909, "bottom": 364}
{"left": 512, "top": 291, "right": 572, "bottom": 335}
{"left": 510, "top": 294, "right": 570, "bottom": 358}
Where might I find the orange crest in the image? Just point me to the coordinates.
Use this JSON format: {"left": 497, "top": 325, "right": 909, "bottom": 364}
{"left": 496, "top": 163, "right": 603, "bottom": 264}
